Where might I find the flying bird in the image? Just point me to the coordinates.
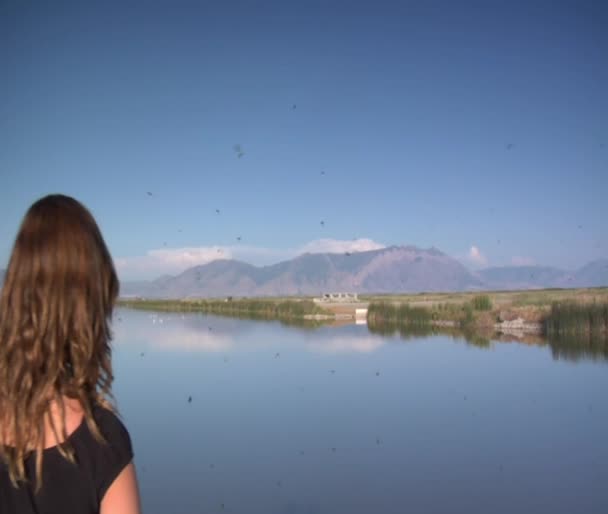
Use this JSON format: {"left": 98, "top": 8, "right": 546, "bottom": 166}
{"left": 291, "top": 104, "right": 296, "bottom": 110}
{"left": 320, "top": 220, "right": 325, "bottom": 227}
{"left": 146, "top": 192, "right": 153, "bottom": 196}
{"left": 236, "top": 236, "right": 242, "bottom": 241}
{"left": 215, "top": 208, "right": 220, "bottom": 214}
{"left": 233, "top": 144, "right": 245, "bottom": 158}
{"left": 506, "top": 143, "right": 514, "bottom": 150}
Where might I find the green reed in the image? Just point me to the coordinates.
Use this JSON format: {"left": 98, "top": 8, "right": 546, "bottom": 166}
{"left": 367, "top": 302, "right": 432, "bottom": 326}
{"left": 545, "top": 301, "right": 608, "bottom": 336}
{"left": 118, "top": 298, "right": 327, "bottom": 320}
{"left": 471, "top": 294, "right": 492, "bottom": 311}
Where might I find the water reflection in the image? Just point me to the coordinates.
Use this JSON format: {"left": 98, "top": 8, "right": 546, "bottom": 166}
{"left": 114, "top": 312, "right": 235, "bottom": 352}
{"left": 116, "top": 308, "right": 608, "bottom": 362}
{"left": 112, "top": 308, "right": 608, "bottom": 514}
{"left": 548, "top": 333, "right": 608, "bottom": 362}
{"left": 367, "top": 318, "right": 608, "bottom": 361}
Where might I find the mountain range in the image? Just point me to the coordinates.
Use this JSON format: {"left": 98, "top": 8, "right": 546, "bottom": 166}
{"left": 117, "top": 246, "right": 607, "bottom": 298}
{"left": 1, "top": 246, "right": 606, "bottom": 298}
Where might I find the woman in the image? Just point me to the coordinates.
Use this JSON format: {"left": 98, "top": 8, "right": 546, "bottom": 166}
{"left": 0, "top": 195, "right": 141, "bottom": 514}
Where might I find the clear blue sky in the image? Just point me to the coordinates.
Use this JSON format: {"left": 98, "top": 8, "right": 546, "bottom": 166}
{"left": 1, "top": 1, "right": 606, "bottom": 279}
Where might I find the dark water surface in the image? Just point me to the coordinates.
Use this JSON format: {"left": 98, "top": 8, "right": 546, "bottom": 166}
{"left": 112, "top": 308, "right": 608, "bottom": 514}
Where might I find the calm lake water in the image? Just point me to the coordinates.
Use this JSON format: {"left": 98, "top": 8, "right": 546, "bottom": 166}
{"left": 112, "top": 308, "right": 608, "bottom": 514}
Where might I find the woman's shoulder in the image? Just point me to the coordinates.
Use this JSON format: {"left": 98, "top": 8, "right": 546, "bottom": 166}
{"left": 84, "top": 404, "right": 135, "bottom": 500}
{"left": 88, "top": 404, "right": 132, "bottom": 453}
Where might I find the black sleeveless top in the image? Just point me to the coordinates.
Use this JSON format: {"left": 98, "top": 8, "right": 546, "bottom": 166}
{"left": 0, "top": 405, "right": 133, "bottom": 514}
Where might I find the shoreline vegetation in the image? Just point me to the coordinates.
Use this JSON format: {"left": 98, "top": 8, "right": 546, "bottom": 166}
{"left": 118, "top": 288, "right": 608, "bottom": 352}
{"left": 117, "top": 297, "right": 331, "bottom": 328}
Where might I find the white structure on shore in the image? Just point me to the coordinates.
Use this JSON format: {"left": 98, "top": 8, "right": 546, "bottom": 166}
{"left": 314, "top": 292, "right": 359, "bottom": 303}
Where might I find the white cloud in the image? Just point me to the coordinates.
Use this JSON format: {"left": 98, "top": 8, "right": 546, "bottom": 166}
{"left": 511, "top": 256, "right": 536, "bottom": 266}
{"left": 299, "top": 238, "right": 385, "bottom": 255}
{"left": 115, "top": 238, "right": 386, "bottom": 280}
{"left": 467, "top": 245, "right": 488, "bottom": 267}
{"left": 115, "top": 246, "right": 231, "bottom": 279}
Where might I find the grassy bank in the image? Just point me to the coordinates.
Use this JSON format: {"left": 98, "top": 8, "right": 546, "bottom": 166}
{"left": 367, "top": 292, "right": 608, "bottom": 336}
{"left": 118, "top": 297, "right": 330, "bottom": 322}
{"left": 361, "top": 287, "right": 608, "bottom": 309}
{"left": 367, "top": 295, "right": 497, "bottom": 330}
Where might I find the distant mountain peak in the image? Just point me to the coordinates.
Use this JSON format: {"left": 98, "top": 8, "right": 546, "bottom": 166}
{"left": 119, "top": 245, "right": 481, "bottom": 298}
{"left": 117, "top": 248, "right": 608, "bottom": 299}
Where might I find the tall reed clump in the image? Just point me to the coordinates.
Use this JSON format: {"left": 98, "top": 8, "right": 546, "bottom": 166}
{"left": 367, "top": 302, "right": 432, "bottom": 327}
{"left": 471, "top": 294, "right": 492, "bottom": 311}
{"left": 545, "top": 301, "right": 608, "bottom": 336}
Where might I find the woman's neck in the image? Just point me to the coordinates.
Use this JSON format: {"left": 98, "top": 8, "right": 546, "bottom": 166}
{"left": 43, "top": 397, "right": 84, "bottom": 449}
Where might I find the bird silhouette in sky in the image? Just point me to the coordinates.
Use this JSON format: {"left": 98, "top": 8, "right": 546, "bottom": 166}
{"left": 506, "top": 143, "right": 514, "bottom": 150}
{"left": 146, "top": 191, "right": 153, "bottom": 196}
{"left": 236, "top": 236, "right": 242, "bottom": 241}
{"left": 321, "top": 170, "right": 326, "bottom": 176}
{"left": 233, "top": 144, "right": 244, "bottom": 158}
{"left": 292, "top": 104, "right": 296, "bottom": 110}
{"left": 215, "top": 208, "right": 220, "bottom": 214}
{"left": 320, "top": 220, "right": 325, "bottom": 227}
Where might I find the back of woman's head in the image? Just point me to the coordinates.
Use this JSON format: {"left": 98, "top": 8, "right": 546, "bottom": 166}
{"left": 0, "top": 194, "right": 119, "bottom": 487}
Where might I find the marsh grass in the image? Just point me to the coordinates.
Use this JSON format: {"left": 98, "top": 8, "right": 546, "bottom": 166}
{"left": 545, "top": 301, "right": 608, "bottom": 336}
{"left": 367, "top": 302, "right": 432, "bottom": 326}
{"left": 471, "top": 295, "right": 492, "bottom": 311}
{"left": 118, "top": 298, "right": 328, "bottom": 321}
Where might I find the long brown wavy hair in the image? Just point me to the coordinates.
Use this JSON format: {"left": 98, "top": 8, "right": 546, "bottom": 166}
{"left": 0, "top": 194, "right": 119, "bottom": 490}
